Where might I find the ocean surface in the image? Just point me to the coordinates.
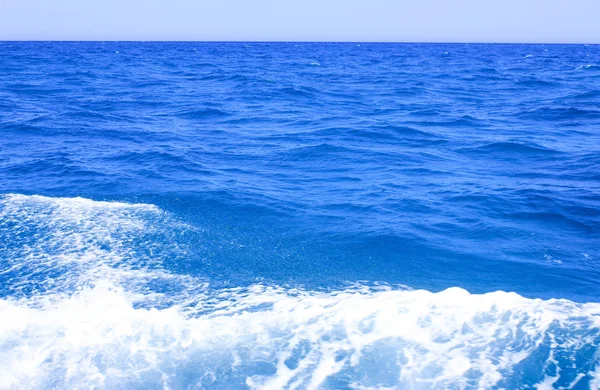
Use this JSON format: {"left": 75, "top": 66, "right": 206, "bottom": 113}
{"left": 1, "top": 42, "right": 599, "bottom": 389}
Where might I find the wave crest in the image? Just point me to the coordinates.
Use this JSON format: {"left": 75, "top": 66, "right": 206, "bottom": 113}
{"left": 1, "top": 194, "right": 599, "bottom": 389}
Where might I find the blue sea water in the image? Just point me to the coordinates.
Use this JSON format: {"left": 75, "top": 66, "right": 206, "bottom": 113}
{"left": 0, "top": 42, "right": 599, "bottom": 389}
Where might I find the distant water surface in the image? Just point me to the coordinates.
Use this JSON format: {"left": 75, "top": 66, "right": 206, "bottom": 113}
{"left": 1, "top": 42, "right": 599, "bottom": 389}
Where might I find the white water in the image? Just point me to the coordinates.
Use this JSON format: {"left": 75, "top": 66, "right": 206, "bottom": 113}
{"left": 1, "top": 194, "right": 599, "bottom": 389}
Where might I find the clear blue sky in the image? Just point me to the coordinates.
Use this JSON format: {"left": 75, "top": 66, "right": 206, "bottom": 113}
{"left": 0, "top": 0, "right": 599, "bottom": 43}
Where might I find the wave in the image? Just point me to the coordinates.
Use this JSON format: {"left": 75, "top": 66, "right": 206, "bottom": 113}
{"left": 561, "top": 90, "right": 600, "bottom": 100}
{"left": 172, "top": 107, "right": 231, "bottom": 120}
{"left": 457, "top": 141, "right": 561, "bottom": 157}
{"left": 308, "top": 125, "right": 445, "bottom": 144}
{"left": 278, "top": 86, "right": 320, "bottom": 99}
{"left": 515, "top": 79, "right": 558, "bottom": 88}
{"left": 3, "top": 282, "right": 600, "bottom": 389}
{"left": 517, "top": 107, "right": 600, "bottom": 120}
{"left": 0, "top": 194, "right": 190, "bottom": 300}
{"left": 408, "top": 115, "right": 489, "bottom": 128}
{"left": 575, "top": 64, "right": 600, "bottom": 71}
{"left": 1, "top": 194, "right": 599, "bottom": 389}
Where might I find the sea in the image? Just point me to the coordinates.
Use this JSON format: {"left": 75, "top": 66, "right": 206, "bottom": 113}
{"left": 0, "top": 42, "right": 599, "bottom": 389}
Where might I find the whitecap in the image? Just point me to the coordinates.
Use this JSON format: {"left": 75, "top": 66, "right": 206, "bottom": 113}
{"left": 1, "top": 194, "right": 598, "bottom": 389}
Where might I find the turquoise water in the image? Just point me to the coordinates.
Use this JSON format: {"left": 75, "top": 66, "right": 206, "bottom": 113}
{"left": 1, "top": 42, "right": 599, "bottom": 389}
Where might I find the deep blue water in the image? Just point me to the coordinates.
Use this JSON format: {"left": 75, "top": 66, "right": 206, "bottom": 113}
{"left": 1, "top": 42, "right": 600, "bottom": 389}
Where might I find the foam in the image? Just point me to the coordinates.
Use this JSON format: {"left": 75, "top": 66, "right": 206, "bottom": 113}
{"left": 1, "top": 283, "right": 599, "bottom": 389}
{"left": 591, "top": 366, "right": 600, "bottom": 389}
{"left": 0, "top": 193, "right": 193, "bottom": 303}
{"left": 1, "top": 194, "right": 599, "bottom": 389}
{"left": 575, "top": 64, "right": 599, "bottom": 70}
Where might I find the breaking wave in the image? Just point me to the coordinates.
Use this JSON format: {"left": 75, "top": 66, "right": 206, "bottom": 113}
{"left": 1, "top": 194, "right": 599, "bottom": 389}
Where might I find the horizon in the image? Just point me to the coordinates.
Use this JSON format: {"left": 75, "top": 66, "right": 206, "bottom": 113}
{"left": 1, "top": 41, "right": 599, "bottom": 45}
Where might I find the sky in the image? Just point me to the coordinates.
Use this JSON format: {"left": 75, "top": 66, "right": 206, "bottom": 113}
{"left": 0, "top": 0, "right": 599, "bottom": 43}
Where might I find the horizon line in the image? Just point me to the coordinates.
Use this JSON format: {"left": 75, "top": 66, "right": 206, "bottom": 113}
{"left": 0, "top": 40, "right": 598, "bottom": 45}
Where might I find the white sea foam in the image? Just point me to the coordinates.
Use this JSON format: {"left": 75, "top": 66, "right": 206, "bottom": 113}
{"left": 575, "top": 64, "right": 599, "bottom": 70}
{"left": 0, "top": 194, "right": 194, "bottom": 305}
{"left": 1, "top": 282, "right": 599, "bottom": 389}
{"left": 590, "top": 366, "right": 600, "bottom": 389}
{"left": 0, "top": 194, "right": 599, "bottom": 389}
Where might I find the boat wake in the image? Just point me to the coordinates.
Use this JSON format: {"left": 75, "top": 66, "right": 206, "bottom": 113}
{"left": 1, "top": 194, "right": 599, "bottom": 389}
